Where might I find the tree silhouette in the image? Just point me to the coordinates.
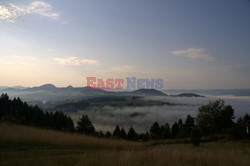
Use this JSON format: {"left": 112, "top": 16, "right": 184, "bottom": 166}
{"left": 105, "top": 131, "right": 112, "bottom": 138}
{"left": 231, "top": 114, "right": 250, "bottom": 140}
{"left": 113, "top": 125, "right": 121, "bottom": 138}
{"left": 197, "top": 100, "right": 234, "bottom": 136}
{"left": 120, "top": 127, "right": 127, "bottom": 139}
{"left": 150, "top": 122, "right": 160, "bottom": 138}
{"left": 160, "top": 122, "right": 172, "bottom": 139}
{"left": 98, "top": 130, "right": 104, "bottom": 137}
{"left": 0, "top": 93, "right": 74, "bottom": 132}
{"left": 76, "top": 115, "right": 95, "bottom": 135}
{"left": 127, "top": 126, "right": 137, "bottom": 140}
{"left": 182, "top": 115, "right": 195, "bottom": 137}
{"left": 244, "top": 114, "right": 250, "bottom": 139}
{"left": 138, "top": 132, "right": 149, "bottom": 141}
{"left": 171, "top": 122, "right": 180, "bottom": 138}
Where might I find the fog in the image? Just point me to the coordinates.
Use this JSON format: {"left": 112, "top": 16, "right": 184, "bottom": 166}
{"left": 69, "top": 95, "right": 250, "bottom": 133}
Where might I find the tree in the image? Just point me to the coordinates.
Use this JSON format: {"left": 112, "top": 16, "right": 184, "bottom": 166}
{"left": 190, "top": 127, "right": 201, "bottom": 147}
{"left": 244, "top": 114, "right": 250, "bottom": 139}
{"left": 231, "top": 114, "right": 250, "bottom": 140}
{"left": 150, "top": 122, "right": 160, "bottom": 138}
{"left": 120, "top": 127, "right": 127, "bottom": 139}
{"left": 113, "top": 125, "right": 121, "bottom": 138}
{"left": 138, "top": 132, "right": 149, "bottom": 141}
{"left": 196, "top": 100, "right": 234, "bottom": 136}
{"left": 244, "top": 114, "right": 250, "bottom": 123}
{"left": 178, "top": 119, "right": 183, "bottom": 127}
{"left": 231, "top": 117, "right": 245, "bottom": 140}
{"left": 98, "top": 130, "right": 104, "bottom": 137}
{"left": 219, "top": 105, "right": 235, "bottom": 129}
{"left": 76, "top": 115, "right": 95, "bottom": 135}
{"left": 127, "top": 126, "right": 137, "bottom": 140}
{"left": 160, "top": 122, "right": 172, "bottom": 139}
{"left": 0, "top": 93, "right": 74, "bottom": 132}
{"left": 171, "top": 122, "right": 179, "bottom": 138}
{"left": 182, "top": 115, "right": 195, "bottom": 137}
{"left": 105, "top": 131, "right": 112, "bottom": 138}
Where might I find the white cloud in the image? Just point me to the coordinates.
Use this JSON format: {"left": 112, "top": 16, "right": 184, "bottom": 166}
{"left": 172, "top": 48, "right": 215, "bottom": 61}
{"left": 54, "top": 56, "right": 99, "bottom": 66}
{"left": 0, "top": 5, "right": 12, "bottom": 21}
{"left": 0, "top": 1, "right": 59, "bottom": 22}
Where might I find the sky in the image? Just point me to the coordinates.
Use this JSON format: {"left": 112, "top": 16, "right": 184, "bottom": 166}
{"left": 0, "top": 0, "right": 250, "bottom": 89}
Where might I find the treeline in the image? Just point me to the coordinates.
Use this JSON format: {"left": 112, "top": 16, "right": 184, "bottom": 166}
{"left": 0, "top": 94, "right": 74, "bottom": 131}
{"left": 75, "top": 100, "right": 250, "bottom": 145}
{"left": 1, "top": 93, "right": 250, "bottom": 145}
{"left": 92, "top": 115, "right": 196, "bottom": 141}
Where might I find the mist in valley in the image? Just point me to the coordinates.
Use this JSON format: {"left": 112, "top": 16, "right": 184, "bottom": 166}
{"left": 69, "top": 95, "right": 250, "bottom": 133}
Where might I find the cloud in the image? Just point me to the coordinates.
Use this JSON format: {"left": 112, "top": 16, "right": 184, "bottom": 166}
{"left": 54, "top": 56, "right": 99, "bottom": 66}
{"left": 0, "top": 1, "right": 59, "bottom": 22}
{"left": 172, "top": 48, "right": 215, "bottom": 61}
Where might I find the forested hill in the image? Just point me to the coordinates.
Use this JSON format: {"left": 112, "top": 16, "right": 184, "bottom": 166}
{"left": 0, "top": 93, "right": 74, "bottom": 131}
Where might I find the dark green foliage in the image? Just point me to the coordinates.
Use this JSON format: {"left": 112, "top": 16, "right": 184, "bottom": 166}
{"left": 105, "top": 131, "right": 112, "bottom": 138}
{"left": 219, "top": 105, "right": 235, "bottom": 129}
{"left": 231, "top": 118, "right": 245, "bottom": 140}
{"left": 160, "top": 123, "right": 172, "bottom": 139}
{"left": 178, "top": 119, "right": 183, "bottom": 128}
{"left": 190, "top": 127, "right": 201, "bottom": 147}
{"left": 150, "top": 122, "right": 160, "bottom": 138}
{"left": 244, "top": 114, "right": 250, "bottom": 123}
{"left": 138, "top": 132, "right": 149, "bottom": 141}
{"left": 196, "top": 100, "right": 234, "bottom": 136}
{"left": 113, "top": 125, "right": 121, "bottom": 138}
{"left": 98, "top": 130, "right": 105, "bottom": 137}
{"left": 120, "top": 127, "right": 127, "bottom": 139}
{"left": 76, "top": 115, "right": 95, "bottom": 135}
{"left": 150, "top": 122, "right": 172, "bottom": 139}
{"left": 127, "top": 126, "right": 137, "bottom": 140}
{"left": 244, "top": 114, "right": 250, "bottom": 139}
{"left": 231, "top": 114, "right": 250, "bottom": 140}
{"left": 171, "top": 122, "right": 180, "bottom": 138}
{"left": 55, "top": 101, "right": 89, "bottom": 112}
{"left": 0, "top": 93, "right": 74, "bottom": 131}
{"left": 182, "top": 115, "right": 195, "bottom": 137}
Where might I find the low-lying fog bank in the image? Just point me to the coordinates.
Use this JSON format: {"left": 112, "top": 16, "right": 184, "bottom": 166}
{"left": 69, "top": 95, "right": 250, "bottom": 133}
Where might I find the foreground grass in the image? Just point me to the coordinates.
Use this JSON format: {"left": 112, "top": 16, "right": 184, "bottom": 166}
{"left": 0, "top": 123, "right": 250, "bottom": 166}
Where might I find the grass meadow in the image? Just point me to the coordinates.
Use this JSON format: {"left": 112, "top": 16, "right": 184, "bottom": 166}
{"left": 0, "top": 123, "right": 250, "bottom": 166}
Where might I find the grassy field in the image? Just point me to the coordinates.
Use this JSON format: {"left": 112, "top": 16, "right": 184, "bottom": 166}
{"left": 0, "top": 123, "right": 250, "bottom": 166}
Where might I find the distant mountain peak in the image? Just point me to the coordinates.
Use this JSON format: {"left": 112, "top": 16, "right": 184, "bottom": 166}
{"left": 33, "top": 84, "right": 57, "bottom": 90}
{"left": 66, "top": 85, "right": 73, "bottom": 89}
{"left": 133, "top": 89, "right": 167, "bottom": 96}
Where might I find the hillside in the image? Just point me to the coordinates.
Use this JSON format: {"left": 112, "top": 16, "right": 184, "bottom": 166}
{"left": 0, "top": 123, "right": 250, "bottom": 166}
{"left": 133, "top": 89, "right": 167, "bottom": 96}
{"left": 0, "top": 84, "right": 206, "bottom": 111}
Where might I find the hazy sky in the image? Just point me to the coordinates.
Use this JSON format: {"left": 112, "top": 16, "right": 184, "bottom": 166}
{"left": 0, "top": 0, "right": 250, "bottom": 89}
